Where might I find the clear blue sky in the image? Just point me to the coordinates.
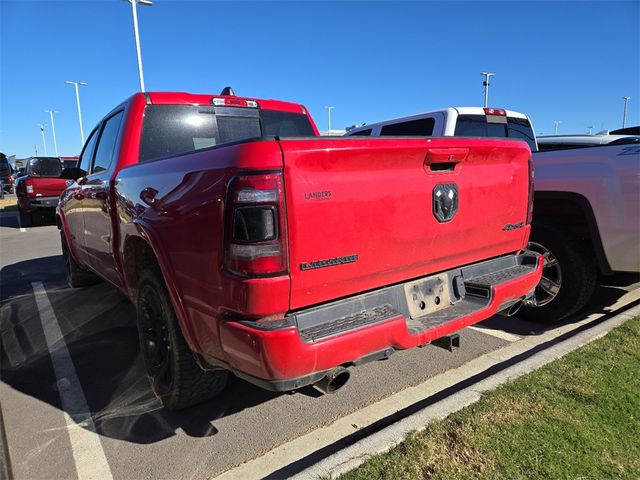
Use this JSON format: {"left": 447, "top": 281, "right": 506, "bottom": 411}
{"left": 1, "top": 0, "right": 638, "bottom": 158}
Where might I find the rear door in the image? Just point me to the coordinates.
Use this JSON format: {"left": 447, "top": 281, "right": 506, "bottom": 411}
{"left": 63, "top": 131, "right": 99, "bottom": 264}
{"left": 280, "top": 137, "right": 532, "bottom": 309}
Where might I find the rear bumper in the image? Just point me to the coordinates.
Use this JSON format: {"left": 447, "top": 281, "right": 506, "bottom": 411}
{"left": 207, "top": 252, "right": 543, "bottom": 391}
{"left": 18, "top": 196, "right": 59, "bottom": 211}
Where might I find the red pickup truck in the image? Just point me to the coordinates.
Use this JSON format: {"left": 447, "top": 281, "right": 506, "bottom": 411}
{"left": 57, "top": 91, "right": 543, "bottom": 409}
{"left": 15, "top": 156, "right": 76, "bottom": 226}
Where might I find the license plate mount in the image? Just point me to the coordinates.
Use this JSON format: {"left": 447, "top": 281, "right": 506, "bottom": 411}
{"left": 404, "top": 273, "right": 454, "bottom": 319}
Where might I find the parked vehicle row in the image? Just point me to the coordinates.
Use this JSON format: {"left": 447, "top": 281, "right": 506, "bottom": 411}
{"left": 55, "top": 90, "right": 542, "bottom": 410}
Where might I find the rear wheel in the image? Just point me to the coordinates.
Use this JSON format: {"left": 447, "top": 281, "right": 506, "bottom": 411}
{"left": 18, "top": 207, "right": 32, "bottom": 228}
{"left": 60, "top": 231, "right": 102, "bottom": 288}
{"left": 137, "top": 269, "right": 228, "bottom": 410}
{"left": 519, "top": 223, "right": 597, "bottom": 323}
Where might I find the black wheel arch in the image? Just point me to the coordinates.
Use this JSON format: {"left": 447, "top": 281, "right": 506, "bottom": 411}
{"left": 532, "top": 191, "right": 612, "bottom": 275}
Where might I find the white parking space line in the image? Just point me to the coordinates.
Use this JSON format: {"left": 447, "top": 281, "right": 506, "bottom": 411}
{"left": 467, "top": 325, "right": 521, "bottom": 342}
{"left": 15, "top": 212, "right": 26, "bottom": 232}
{"left": 32, "top": 281, "right": 114, "bottom": 480}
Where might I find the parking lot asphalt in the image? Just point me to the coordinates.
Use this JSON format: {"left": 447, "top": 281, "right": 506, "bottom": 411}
{"left": 1, "top": 207, "right": 638, "bottom": 480}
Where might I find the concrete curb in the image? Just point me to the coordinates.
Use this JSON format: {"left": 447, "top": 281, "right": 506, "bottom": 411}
{"left": 291, "top": 303, "right": 640, "bottom": 480}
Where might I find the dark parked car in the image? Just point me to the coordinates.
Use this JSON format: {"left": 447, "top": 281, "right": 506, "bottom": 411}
{"left": 0, "top": 152, "right": 14, "bottom": 194}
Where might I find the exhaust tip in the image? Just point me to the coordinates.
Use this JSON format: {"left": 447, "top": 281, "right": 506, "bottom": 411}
{"left": 507, "top": 300, "right": 524, "bottom": 317}
{"left": 498, "top": 298, "right": 525, "bottom": 317}
{"left": 314, "top": 367, "right": 350, "bottom": 394}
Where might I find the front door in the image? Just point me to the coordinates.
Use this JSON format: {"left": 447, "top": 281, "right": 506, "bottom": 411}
{"left": 83, "top": 111, "right": 125, "bottom": 287}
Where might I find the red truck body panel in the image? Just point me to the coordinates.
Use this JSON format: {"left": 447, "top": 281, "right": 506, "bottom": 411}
{"left": 280, "top": 137, "right": 531, "bottom": 309}
{"left": 57, "top": 91, "right": 541, "bottom": 389}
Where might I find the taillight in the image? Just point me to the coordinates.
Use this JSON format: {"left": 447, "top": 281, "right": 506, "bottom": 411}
{"left": 526, "top": 156, "right": 534, "bottom": 224}
{"left": 25, "top": 179, "right": 34, "bottom": 196}
{"left": 8, "top": 175, "right": 13, "bottom": 184}
{"left": 224, "top": 172, "right": 288, "bottom": 277}
{"left": 211, "top": 97, "right": 259, "bottom": 108}
{"left": 484, "top": 107, "right": 507, "bottom": 116}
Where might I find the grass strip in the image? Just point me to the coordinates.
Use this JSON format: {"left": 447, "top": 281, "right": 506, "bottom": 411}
{"left": 0, "top": 198, "right": 16, "bottom": 211}
{"left": 341, "top": 316, "right": 640, "bottom": 480}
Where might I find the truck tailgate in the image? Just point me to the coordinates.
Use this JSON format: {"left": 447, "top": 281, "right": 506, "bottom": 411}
{"left": 32, "top": 177, "right": 68, "bottom": 197}
{"left": 280, "top": 137, "right": 531, "bottom": 310}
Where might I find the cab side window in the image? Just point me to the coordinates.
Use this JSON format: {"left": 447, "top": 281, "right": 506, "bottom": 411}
{"left": 91, "top": 111, "right": 124, "bottom": 174}
{"left": 380, "top": 118, "right": 435, "bottom": 136}
{"left": 79, "top": 128, "right": 99, "bottom": 176}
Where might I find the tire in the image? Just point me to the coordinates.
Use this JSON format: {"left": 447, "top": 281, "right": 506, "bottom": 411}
{"left": 18, "top": 208, "right": 32, "bottom": 228}
{"left": 136, "top": 269, "right": 228, "bottom": 410}
{"left": 60, "top": 231, "right": 102, "bottom": 288}
{"left": 519, "top": 223, "right": 597, "bottom": 323}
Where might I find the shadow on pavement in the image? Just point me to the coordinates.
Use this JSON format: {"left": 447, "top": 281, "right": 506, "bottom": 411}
{"left": 0, "top": 255, "right": 298, "bottom": 445}
{"left": 476, "top": 272, "right": 639, "bottom": 336}
{"left": 0, "top": 208, "right": 56, "bottom": 229}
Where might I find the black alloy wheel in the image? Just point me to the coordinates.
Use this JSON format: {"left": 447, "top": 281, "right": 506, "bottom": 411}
{"left": 527, "top": 240, "right": 562, "bottom": 307}
{"left": 139, "top": 284, "right": 174, "bottom": 396}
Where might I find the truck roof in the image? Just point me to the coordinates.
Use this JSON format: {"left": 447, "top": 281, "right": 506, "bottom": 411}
{"left": 347, "top": 106, "right": 530, "bottom": 134}
{"left": 145, "top": 92, "right": 307, "bottom": 114}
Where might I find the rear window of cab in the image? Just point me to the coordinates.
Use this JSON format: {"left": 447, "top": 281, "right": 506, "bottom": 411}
{"left": 455, "top": 115, "right": 537, "bottom": 151}
{"left": 139, "top": 105, "right": 315, "bottom": 162}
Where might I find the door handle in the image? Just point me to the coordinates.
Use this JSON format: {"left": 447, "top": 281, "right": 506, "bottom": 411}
{"left": 424, "top": 148, "right": 469, "bottom": 172}
{"left": 140, "top": 187, "right": 159, "bottom": 206}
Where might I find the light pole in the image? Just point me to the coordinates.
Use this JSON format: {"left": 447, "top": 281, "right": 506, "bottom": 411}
{"left": 38, "top": 124, "right": 48, "bottom": 155}
{"left": 44, "top": 110, "right": 59, "bottom": 156}
{"left": 481, "top": 72, "right": 495, "bottom": 108}
{"left": 587, "top": 126, "right": 593, "bottom": 135}
{"left": 324, "top": 105, "right": 335, "bottom": 134}
{"left": 123, "top": 0, "right": 152, "bottom": 92}
{"left": 65, "top": 81, "right": 87, "bottom": 146}
{"left": 553, "top": 120, "right": 561, "bottom": 135}
{"left": 622, "top": 96, "right": 631, "bottom": 128}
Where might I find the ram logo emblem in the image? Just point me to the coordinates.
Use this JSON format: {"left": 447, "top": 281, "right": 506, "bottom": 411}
{"left": 433, "top": 183, "right": 459, "bottom": 223}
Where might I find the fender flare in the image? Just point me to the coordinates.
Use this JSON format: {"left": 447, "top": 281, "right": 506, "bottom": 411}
{"left": 533, "top": 191, "right": 612, "bottom": 275}
{"left": 126, "top": 219, "right": 201, "bottom": 351}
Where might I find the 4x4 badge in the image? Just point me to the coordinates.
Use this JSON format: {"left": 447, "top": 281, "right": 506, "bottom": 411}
{"left": 433, "top": 183, "right": 458, "bottom": 222}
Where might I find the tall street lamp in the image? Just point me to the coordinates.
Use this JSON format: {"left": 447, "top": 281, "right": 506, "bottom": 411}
{"left": 622, "top": 96, "right": 631, "bottom": 128}
{"left": 324, "top": 105, "right": 335, "bottom": 134}
{"left": 65, "top": 81, "right": 87, "bottom": 146}
{"left": 123, "top": 0, "right": 152, "bottom": 92}
{"left": 481, "top": 72, "right": 495, "bottom": 108}
{"left": 38, "top": 124, "right": 47, "bottom": 155}
{"left": 44, "top": 110, "right": 59, "bottom": 156}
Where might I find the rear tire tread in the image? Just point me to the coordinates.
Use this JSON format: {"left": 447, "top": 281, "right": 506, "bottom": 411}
{"left": 137, "top": 269, "right": 228, "bottom": 410}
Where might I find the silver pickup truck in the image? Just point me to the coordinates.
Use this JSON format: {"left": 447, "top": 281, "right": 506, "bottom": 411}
{"left": 520, "top": 138, "right": 640, "bottom": 322}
